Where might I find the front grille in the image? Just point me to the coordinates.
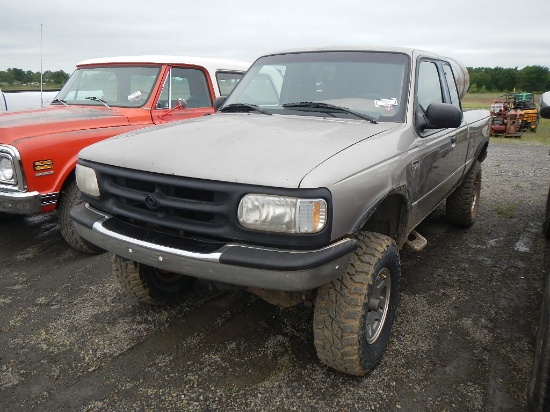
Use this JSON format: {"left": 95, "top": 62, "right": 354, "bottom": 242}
{"left": 80, "top": 160, "right": 332, "bottom": 249}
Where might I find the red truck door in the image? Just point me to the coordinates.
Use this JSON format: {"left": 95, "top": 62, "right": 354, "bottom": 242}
{"left": 151, "top": 66, "right": 215, "bottom": 124}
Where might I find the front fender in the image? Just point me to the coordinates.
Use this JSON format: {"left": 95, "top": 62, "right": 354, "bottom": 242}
{"left": 349, "top": 186, "right": 411, "bottom": 246}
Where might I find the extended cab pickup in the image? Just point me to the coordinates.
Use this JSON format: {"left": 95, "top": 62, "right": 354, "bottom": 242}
{"left": 71, "top": 47, "right": 490, "bottom": 375}
{"left": 0, "top": 56, "right": 249, "bottom": 252}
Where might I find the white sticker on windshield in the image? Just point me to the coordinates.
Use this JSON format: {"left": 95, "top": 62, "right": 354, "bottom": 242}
{"left": 128, "top": 90, "right": 142, "bottom": 102}
{"left": 374, "top": 98, "right": 398, "bottom": 111}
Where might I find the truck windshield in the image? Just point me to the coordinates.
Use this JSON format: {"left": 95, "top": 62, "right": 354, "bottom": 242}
{"left": 223, "top": 51, "right": 410, "bottom": 123}
{"left": 55, "top": 66, "right": 161, "bottom": 108}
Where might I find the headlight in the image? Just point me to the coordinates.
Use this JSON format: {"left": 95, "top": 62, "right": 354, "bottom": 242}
{"left": 75, "top": 164, "right": 100, "bottom": 197}
{"left": 0, "top": 155, "right": 16, "bottom": 184}
{"left": 238, "top": 194, "right": 327, "bottom": 234}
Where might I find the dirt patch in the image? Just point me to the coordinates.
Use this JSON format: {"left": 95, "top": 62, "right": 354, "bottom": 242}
{"left": 1, "top": 139, "right": 549, "bottom": 411}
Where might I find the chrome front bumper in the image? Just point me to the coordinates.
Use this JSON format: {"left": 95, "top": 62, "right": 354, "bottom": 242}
{"left": 0, "top": 190, "right": 42, "bottom": 214}
{"left": 71, "top": 203, "right": 357, "bottom": 291}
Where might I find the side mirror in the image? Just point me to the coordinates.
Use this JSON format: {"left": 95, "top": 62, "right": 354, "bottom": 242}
{"left": 421, "top": 103, "right": 463, "bottom": 130}
{"left": 177, "top": 98, "right": 187, "bottom": 109}
{"left": 540, "top": 92, "right": 550, "bottom": 119}
{"left": 213, "top": 96, "right": 227, "bottom": 112}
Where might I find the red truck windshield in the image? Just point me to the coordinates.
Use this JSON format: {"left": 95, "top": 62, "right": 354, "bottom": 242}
{"left": 56, "top": 66, "right": 161, "bottom": 108}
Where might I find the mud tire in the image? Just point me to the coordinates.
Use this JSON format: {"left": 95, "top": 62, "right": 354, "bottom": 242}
{"left": 446, "top": 160, "right": 481, "bottom": 227}
{"left": 543, "top": 186, "right": 550, "bottom": 239}
{"left": 528, "top": 274, "right": 550, "bottom": 410}
{"left": 0, "top": 212, "right": 24, "bottom": 221}
{"left": 112, "top": 254, "right": 197, "bottom": 304}
{"left": 58, "top": 180, "right": 104, "bottom": 253}
{"left": 313, "top": 232, "right": 400, "bottom": 376}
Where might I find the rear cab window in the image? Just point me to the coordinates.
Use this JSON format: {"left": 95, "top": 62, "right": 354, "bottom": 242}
{"left": 216, "top": 71, "right": 245, "bottom": 96}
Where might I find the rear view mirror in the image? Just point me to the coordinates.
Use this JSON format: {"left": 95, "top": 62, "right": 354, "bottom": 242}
{"left": 421, "top": 103, "right": 463, "bottom": 130}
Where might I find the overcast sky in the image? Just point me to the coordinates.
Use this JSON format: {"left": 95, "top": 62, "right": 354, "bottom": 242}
{"left": 2, "top": 0, "right": 549, "bottom": 74}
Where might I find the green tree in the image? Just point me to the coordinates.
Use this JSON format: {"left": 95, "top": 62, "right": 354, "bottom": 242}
{"left": 518, "top": 65, "right": 549, "bottom": 92}
{"left": 0, "top": 70, "right": 15, "bottom": 84}
{"left": 469, "top": 68, "right": 494, "bottom": 92}
{"left": 49, "top": 70, "right": 69, "bottom": 85}
{"left": 7, "top": 68, "right": 26, "bottom": 83}
{"left": 491, "top": 67, "right": 517, "bottom": 92}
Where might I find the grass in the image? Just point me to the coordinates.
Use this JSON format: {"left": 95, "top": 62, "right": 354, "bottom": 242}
{"left": 462, "top": 92, "right": 550, "bottom": 145}
{"left": 493, "top": 202, "right": 517, "bottom": 218}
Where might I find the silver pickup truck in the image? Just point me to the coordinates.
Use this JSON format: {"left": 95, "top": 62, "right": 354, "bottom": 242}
{"left": 71, "top": 46, "right": 490, "bottom": 376}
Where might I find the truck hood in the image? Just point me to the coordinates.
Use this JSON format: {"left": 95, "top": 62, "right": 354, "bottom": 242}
{"left": 80, "top": 114, "right": 397, "bottom": 188}
{"left": 0, "top": 106, "right": 130, "bottom": 144}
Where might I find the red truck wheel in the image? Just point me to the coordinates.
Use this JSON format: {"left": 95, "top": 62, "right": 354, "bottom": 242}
{"left": 58, "top": 180, "right": 104, "bottom": 253}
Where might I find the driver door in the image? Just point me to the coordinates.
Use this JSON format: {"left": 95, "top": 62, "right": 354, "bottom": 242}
{"left": 152, "top": 66, "right": 214, "bottom": 124}
{"left": 411, "top": 60, "right": 466, "bottom": 217}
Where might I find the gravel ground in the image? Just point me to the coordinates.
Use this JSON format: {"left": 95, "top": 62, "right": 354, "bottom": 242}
{"left": 1, "top": 139, "right": 549, "bottom": 411}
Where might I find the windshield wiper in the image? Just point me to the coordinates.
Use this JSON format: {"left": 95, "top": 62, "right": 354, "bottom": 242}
{"left": 282, "top": 101, "right": 378, "bottom": 124}
{"left": 219, "top": 103, "right": 271, "bottom": 115}
{"left": 85, "top": 96, "right": 111, "bottom": 109}
{"left": 51, "top": 98, "right": 68, "bottom": 106}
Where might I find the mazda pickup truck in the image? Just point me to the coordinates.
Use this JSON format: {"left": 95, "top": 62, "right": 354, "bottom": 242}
{"left": 0, "top": 55, "right": 249, "bottom": 252}
{"left": 71, "top": 47, "right": 490, "bottom": 375}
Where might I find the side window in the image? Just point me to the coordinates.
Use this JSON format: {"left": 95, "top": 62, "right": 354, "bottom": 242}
{"left": 443, "top": 63, "right": 461, "bottom": 109}
{"left": 216, "top": 71, "right": 244, "bottom": 96}
{"left": 417, "top": 61, "right": 443, "bottom": 112}
{"left": 156, "top": 67, "right": 211, "bottom": 109}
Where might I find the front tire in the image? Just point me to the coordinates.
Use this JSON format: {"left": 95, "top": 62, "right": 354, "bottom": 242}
{"left": 446, "top": 160, "right": 482, "bottom": 227}
{"left": 313, "top": 232, "right": 400, "bottom": 376}
{"left": 58, "top": 180, "right": 104, "bottom": 253}
{"left": 0, "top": 212, "right": 24, "bottom": 222}
{"left": 112, "top": 254, "right": 197, "bottom": 304}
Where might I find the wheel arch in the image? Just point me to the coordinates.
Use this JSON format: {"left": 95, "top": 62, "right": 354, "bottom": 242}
{"left": 476, "top": 140, "right": 489, "bottom": 163}
{"left": 54, "top": 165, "right": 78, "bottom": 210}
{"left": 349, "top": 187, "right": 411, "bottom": 248}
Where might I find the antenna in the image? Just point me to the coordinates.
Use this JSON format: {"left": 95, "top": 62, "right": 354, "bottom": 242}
{"left": 40, "top": 23, "right": 43, "bottom": 107}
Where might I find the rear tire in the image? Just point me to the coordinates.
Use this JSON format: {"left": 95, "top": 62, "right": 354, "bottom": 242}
{"left": 58, "top": 180, "right": 104, "bottom": 253}
{"left": 528, "top": 274, "right": 550, "bottom": 410}
{"left": 543, "top": 186, "right": 550, "bottom": 239}
{"left": 446, "top": 160, "right": 481, "bottom": 227}
{"left": 112, "top": 254, "right": 197, "bottom": 304}
{"left": 313, "top": 232, "right": 400, "bottom": 376}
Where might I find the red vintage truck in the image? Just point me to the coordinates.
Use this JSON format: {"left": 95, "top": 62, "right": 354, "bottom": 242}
{"left": 0, "top": 55, "right": 249, "bottom": 252}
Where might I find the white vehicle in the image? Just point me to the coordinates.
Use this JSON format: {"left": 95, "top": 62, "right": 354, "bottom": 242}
{"left": 0, "top": 88, "right": 7, "bottom": 111}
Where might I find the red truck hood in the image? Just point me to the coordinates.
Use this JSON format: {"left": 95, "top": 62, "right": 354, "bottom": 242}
{"left": 0, "top": 106, "right": 131, "bottom": 144}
